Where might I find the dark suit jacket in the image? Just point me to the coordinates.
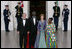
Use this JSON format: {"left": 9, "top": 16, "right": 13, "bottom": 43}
{"left": 62, "top": 8, "right": 69, "bottom": 18}
{"left": 15, "top": 5, "right": 23, "bottom": 18}
{"left": 28, "top": 17, "right": 38, "bottom": 35}
{"left": 18, "top": 18, "right": 29, "bottom": 36}
{"left": 62, "top": 8, "right": 69, "bottom": 22}
{"left": 53, "top": 6, "right": 60, "bottom": 17}
{"left": 3, "top": 9, "right": 11, "bottom": 22}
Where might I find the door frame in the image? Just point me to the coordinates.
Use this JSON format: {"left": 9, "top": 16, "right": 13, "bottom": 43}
{"left": 29, "top": 1, "right": 48, "bottom": 21}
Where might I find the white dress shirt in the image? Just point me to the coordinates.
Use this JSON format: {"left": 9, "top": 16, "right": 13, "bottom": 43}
{"left": 33, "top": 18, "right": 36, "bottom": 25}
{"left": 23, "top": 19, "right": 26, "bottom": 26}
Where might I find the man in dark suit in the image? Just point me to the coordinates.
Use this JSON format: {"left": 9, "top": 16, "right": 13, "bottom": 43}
{"left": 62, "top": 5, "right": 69, "bottom": 32}
{"left": 18, "top": 13, "right": 30, "bottom": 48}
{"left": 53, "top": 2, "right": 60, "bottom": 30}
{"left": 15, "top": 2, "right": 23, "bottom": 31}
{"left": 3, "top": 5, "right": 11, "bottom": 32}
{"left": 29, "top": 11, "right": 38, "bottom": 48}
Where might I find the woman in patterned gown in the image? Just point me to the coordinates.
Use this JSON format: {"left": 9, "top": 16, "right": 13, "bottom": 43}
{"left": 37, "top": 14, "right": 47, "bottom": 48}
{"left": 45, "top": 18, "right": 57, "bottom": 48}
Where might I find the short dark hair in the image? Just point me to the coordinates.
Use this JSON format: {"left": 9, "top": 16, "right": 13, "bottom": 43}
{"left": 49, "top": 18, "right": 53, "bottom": 21}
{"left": 64, "top": 4, "right": 68, "bottom": 7}
{"left": 18, "top": 2, "right": 21, "bottom": 4}
{"left": 5, "top": 5, "right": 9, "bottom": 7}
{"left": 54, "top": 2, "right": 57, "bottom": 4}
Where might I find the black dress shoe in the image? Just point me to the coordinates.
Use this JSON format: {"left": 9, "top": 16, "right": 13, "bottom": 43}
{"left": 6, "top": 30, "right": 10, "bottom": 32}
{"left": 63, "top": 30, "right": 67, "bottom": 32}
{"left": 56, "top": 29, "right": 58, "bottom": 31}
{"left": 56, "top": 28, "right": 58, "bottom": 31}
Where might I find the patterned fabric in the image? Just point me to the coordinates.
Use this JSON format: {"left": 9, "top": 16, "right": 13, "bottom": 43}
{"left": 38, "top": 20, "right": 47, "bottom": 48}
{"left": 34, "top": 32, "right": 40, "bottom": 48}
{"left": 37, "top": 20, "right": 46, "bottom": 31}
{"left": 34, "top": 20, "right": 47, "bottom": 48}
{"left": 46, "top": 23, "right": 57, "bottom": 48}
{"left": 38, "top": 30, "right": 47, "bottom": 48}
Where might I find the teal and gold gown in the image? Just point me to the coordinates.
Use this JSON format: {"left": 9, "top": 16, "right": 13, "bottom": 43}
{"left": 37, "top": 20, "right": 47, "bottom": 48}
{"left": 46, "top": 23, "right": 57, "bottom": 48}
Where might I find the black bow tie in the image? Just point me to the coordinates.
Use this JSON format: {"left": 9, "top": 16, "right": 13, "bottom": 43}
{"left": 32, "top": 16, "right": 36, "bottom": 18}
{"left": 23, "top": 19, "right": 26, "bottom": 20}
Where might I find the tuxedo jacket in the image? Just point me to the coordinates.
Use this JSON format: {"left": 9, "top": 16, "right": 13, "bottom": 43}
{"left": 28, "top": 17, "right": 38, "bottom": 35}
{"left": 18, "top": 18, "right": 29, "bottom": 36}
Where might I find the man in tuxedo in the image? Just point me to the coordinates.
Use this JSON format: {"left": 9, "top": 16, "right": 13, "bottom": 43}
{"left": 18, "top": 13, "right": 30, "bottom": 48}
{"left": 3, "top": 5, "right": 11, "bottom": 32}
{"left": 15, "top": 2, "right": 23, "bottom": 31}
{"left": 29, "top": 11, "right": 38, "bottom": 48}
{"left": 53, "top": 2, "right": 60, "bottom": 30}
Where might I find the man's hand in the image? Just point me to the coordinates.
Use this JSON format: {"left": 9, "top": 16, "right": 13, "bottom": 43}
{"left": 37, "top": 31, "right": 39, "bottom": 34}
{"left": 17, "top": 31, "right": 20, "bottom": 34}
{"left": 8, "top": 13, "right": 10, "bottom": 16}
{"left": 27, "top": 31, "right": 30, "bottom": 34}
{"left": 6, "top": 14, "right": 8, "bottom": 16}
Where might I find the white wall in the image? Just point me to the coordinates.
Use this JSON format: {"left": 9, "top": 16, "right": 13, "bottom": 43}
{"left": 46, "top": 1, "right": 71, "bottom": 30}
{"left": 1, "top": 1, "right": 71, "bottom": 30}
{"left": 1, "top": 1, "right": 29, "bottom": 30}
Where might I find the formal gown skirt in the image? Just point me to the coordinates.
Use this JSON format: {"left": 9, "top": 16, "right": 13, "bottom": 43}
{"left": 46, "top": 32, "right": 57, "bottom": 48}
{"left": 34, "top": 32, "right": 40, "bottom": 48}
{"left": 38, "top": 31, "right": 47, "bottom": 48}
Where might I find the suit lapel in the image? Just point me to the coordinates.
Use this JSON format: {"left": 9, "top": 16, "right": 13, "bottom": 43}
{"left": 25, "top": 19, "right": 26, "bottom": 26}
{"left": 32, "top": 18, "right": 34, "bottom": 25}
{"left": 32, "top": 17, "right": 37, "bottom": 25}
{"left": 22, "top": 19, "right": 24, "bottom": 27}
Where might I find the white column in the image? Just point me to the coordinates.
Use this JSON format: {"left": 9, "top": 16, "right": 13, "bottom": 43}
{"left": 46, "top": 1, "right": 56, "bottom": 25}
{"left": 23, "top": 1, "right": 29, "bottom": 18}
{"left": 8, "top": 1, "right": 14, "bottom": 30}
{"left": 46, "top": 1, "right": 48, "bottom": 23}
{"left": 58, "top": 1, "right": 64, "bottom": 28}
{"left": 47, "top": 1, "right": 56, "bottom": 19}
{"left": 9, "top": 1, "right": 18, "bottom": 29}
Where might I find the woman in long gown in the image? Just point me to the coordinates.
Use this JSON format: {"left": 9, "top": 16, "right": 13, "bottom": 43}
{"left": 46, "top": 18, "right": 57, "bottom": 48}
{"left": 36, "top": 14, "right": 47, "bottom": 48}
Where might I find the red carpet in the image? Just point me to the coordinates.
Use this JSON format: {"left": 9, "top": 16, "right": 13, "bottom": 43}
{"left": 26, "top": 33, "right": 46, "bottom": 48}
{"left": 26, "top": 34, "right": 34, "bottom": 48}
{"left": 26, "top": 33, "right": 57, "bottom": 48}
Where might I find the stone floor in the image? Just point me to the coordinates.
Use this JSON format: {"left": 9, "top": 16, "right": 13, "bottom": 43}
{"left": 55, "top": 29, "right": 71, "bottom": 48}
{"left": 1, "top": 28, "right": 71, "bottom": 48}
